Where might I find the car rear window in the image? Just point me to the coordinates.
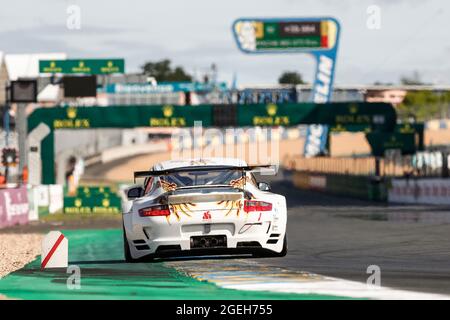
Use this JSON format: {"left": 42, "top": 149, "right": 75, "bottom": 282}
{"left": 161, "top": 169, "right": 243, "bottom": 187}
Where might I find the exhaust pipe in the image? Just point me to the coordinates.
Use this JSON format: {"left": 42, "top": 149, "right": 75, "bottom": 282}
{"left": 200, "top": 237, "right": 210, "bottom": 247}
{"left": 191, "top": 235, "right": 226, "bottom": 248}
{"left": 210, "top": 237, "right": 219, "bottom": 247}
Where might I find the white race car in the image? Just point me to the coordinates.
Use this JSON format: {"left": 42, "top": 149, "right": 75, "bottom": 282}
{"left": 122, "top": 158, "right": 287, "bottom": 261}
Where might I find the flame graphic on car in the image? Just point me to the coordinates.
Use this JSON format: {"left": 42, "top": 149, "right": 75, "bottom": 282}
{"left": 230, "top": 176, "right": 246, "bottom": 189}
{"left": 167, "top": 202, "right": 197, "bottom": 224}
{"left": 160, "top": 180, "right": 177, "bottom": 192}
{"left": 217, "top": 200, "right": 243, "bottom": 218}
{"left": 161, "top": 174, "right": 250, "bottom": 224}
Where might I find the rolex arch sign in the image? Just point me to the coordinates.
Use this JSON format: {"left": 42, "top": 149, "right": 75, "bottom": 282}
{"left": 27, "top": 102, "right": 396, "bottom": 185}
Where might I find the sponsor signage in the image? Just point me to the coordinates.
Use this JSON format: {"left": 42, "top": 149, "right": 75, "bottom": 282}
{"left": 0, "top": 186, "right": 29, "bottom": 229}
{"left": 29, "top": 105, "right": 214, "bottom": 131}
{"left": 101, "top": 82, "right": 228, "bottom": 94}
{"left": 29, "top": 103, "right": 397, "bottom": 132}
{"left": 28, "top": 102, "right": 396, "bottom": 185}
{"left": 237, "top": 102, "right": 395, "bottom": 129}
{"left": 247, "top": 103, "right": 292, "bottom": 126}
{"left": 366, "top": 132, "right": 417, "bottom": 156}
{"left": 64, "top": 196, "right": 121, "bottom": 214}
{"left": 39, "top": 59, "right": 125, "bottom": 74}
{"left": 232, "top": 17, "right": 341, "bottom": 157}
{"left": 63, "top": 186, "right": 121, "bottom": 214}
{"left": 233, "top": 18, "right": 338, "bottom": 53}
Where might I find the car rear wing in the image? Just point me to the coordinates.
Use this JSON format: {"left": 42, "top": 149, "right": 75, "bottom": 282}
{"left": 133, "top": 164, "right": 273, "bottom": 183}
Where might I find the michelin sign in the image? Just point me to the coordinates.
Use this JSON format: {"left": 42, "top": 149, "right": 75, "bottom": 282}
{"left": 232, "top": 17, "right": 341, "bottom": 157}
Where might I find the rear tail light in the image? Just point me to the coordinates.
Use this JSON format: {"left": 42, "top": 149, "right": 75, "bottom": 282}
{"left": 139, "top": 205, "right": 170, "bottom": 217}
{"left": 243, "top": 200, "right": 272, "bottom": 212}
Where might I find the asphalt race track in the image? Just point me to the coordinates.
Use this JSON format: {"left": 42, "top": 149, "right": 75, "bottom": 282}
{"left": 259, "top": 171, "right": 450, "bottom": 295}
{"left": 1, "top": 171, "right": 449, "bottom": 299}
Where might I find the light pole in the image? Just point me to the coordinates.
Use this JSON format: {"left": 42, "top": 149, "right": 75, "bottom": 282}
{"left": 10, "top": 79, "right": 37, "bottom": 184}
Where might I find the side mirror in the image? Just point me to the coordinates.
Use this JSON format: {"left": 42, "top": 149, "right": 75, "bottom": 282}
{"left": 258, "top": 182, "right": 271, "bottom": 192}
{"left": 127, "top": 186, "right": 144, "bottom": 200}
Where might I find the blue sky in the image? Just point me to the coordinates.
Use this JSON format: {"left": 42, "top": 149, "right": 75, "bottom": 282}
{"left": 0, "top": 0, "right": 449, "bottom": 85}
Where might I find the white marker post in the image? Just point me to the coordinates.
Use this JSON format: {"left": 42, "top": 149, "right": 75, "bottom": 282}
{"left": 41, "top": 231, "right": 68, "bottom": 269}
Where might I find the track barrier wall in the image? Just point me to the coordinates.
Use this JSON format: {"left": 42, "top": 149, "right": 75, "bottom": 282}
{"left": 388, "top": 178, "right": 450, "bottom": 205}
{"left": 287, "top": 153, "right": 450, "bottom": 204}
{"left": 292, "top": 171, "right": 388, "bottom": 201}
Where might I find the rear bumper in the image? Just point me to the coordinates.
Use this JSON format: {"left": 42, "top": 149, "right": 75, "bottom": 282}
{"left": 123, "top": 214, "right": 286, "bottom": 259}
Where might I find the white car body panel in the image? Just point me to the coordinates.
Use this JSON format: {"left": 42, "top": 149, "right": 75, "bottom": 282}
{"left": 123, "top": 158, "right": 287, "bottom": 259}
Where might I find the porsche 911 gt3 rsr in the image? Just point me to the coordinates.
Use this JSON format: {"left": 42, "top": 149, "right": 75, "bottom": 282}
{"left": 122, "top": 158, "right": 287, "bottom": 261}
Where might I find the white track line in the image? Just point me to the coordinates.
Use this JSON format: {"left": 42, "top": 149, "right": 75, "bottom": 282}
{"left": 168, "top": 259, "right": 450, "bottom": 300}
{"left": 219, "top": 277, "right": 450, "bottom": 300}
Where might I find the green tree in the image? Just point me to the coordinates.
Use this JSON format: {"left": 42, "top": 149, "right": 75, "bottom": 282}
{"left": 400, "top": 71, "right": 426, "bottom": 85}
{"left": 278, "top": 71, "right": 305, "bottom": 85}
{"left": 141, "top": 59, "right": 192, "bottom": 82}
{"left": 397, "top": 91, "right": 450, "bottom": 121}
{"left": 396, "top": 72, "right": 450, "bottom": 121}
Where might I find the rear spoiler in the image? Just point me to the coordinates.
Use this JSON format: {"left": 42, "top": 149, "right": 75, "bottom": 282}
{"left": 133, "top": 165, "right": 273, "bottom": 183}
